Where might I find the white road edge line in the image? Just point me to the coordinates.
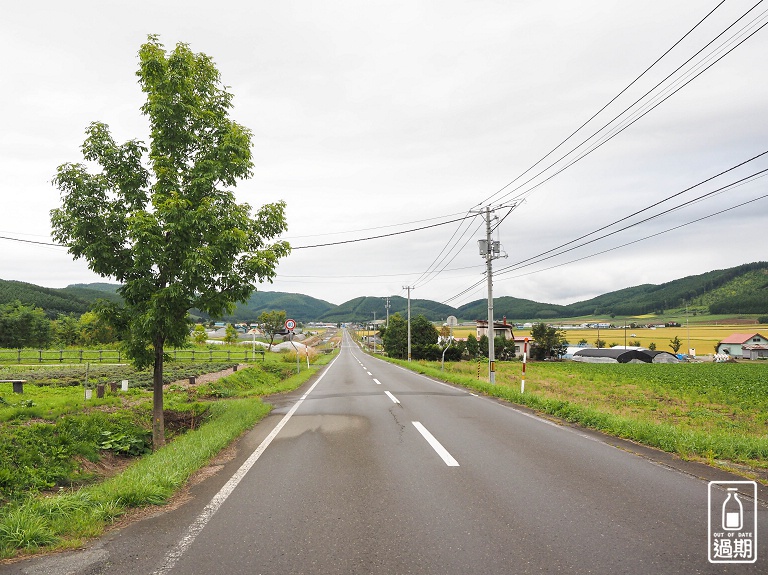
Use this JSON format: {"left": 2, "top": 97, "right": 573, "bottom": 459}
{"left": 152, "top": 353, "right": 340, "bottom": 575}
{"left": 412, "top": 421, "right": 459, "bottom": 467}
{"left": 384, "top": 390, "right": 400, "bottom": 404}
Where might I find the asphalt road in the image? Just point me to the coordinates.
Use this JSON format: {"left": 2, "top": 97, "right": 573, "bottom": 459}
{"left": 6, "top": 329, "right": 766, "bottom": 574}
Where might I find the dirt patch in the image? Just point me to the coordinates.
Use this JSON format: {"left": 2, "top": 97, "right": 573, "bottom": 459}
{"left": 77, "top": 452, "right": 135, "bottom": 479}
{"left": 164, "top": 365, "right": 244, "bottom": 390}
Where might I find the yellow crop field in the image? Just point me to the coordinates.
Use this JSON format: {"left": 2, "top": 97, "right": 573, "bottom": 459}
{"left": 447, "top": 323, "right": 768, "bottom": 356}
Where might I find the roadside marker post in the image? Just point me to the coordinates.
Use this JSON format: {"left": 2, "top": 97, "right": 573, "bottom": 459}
{"left": 521, "top": 338, "right": 528, "bottom": 393}
{"left": 285, "top": 319, "right": 299, "bottom": 373}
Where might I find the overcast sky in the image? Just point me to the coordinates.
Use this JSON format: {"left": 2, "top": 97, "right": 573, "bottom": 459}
{"left": 2, "top": 1, "right": 767, "bottom": 309}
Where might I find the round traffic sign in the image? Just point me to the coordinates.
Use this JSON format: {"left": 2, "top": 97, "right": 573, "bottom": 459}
{"left": 285, "top": 319, "right": 296, "bottom": 331}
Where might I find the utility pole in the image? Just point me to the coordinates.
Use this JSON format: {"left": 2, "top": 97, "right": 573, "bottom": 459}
{"left": 372, "top": 311, "right": 376, "bottom": 354}
{"left": 385, "top": 297, "right": 391, "bottom": 328}
{"left": 472, "top": 204, "right": 515, "bottom": 384}
{"left": 403, "top": 286, "right": 412, "bottom": 361}
{"left": 484, "top": 206, "right": 496, "bottom": 384}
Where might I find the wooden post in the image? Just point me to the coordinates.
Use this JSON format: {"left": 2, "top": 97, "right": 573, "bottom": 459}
{"left": 97, "top": 384, "right": 105, "bottom": 398}
{"left": 189, "top": 376, "right": 196, "bottom": 385}
{"left": 110, "top": 381, "right": 118, "bottom": 393}
{"left": 13, "top": 381, "right": 24, "bottom": 394}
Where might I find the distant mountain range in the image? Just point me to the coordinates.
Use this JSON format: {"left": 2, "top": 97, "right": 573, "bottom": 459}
{"left": 2, "top": 261, "right": 767, "bottom": 322}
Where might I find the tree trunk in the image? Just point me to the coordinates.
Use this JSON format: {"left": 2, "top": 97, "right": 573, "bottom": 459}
{"left": 152, "top": 339, "right": 165, "bottom": 450}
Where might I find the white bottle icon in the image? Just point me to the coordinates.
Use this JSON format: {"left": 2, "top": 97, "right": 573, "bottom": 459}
{"left": 722, "top": 488, "right": 743, "bottom": 531}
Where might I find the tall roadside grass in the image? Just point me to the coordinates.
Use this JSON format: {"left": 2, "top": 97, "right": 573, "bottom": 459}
{"left": 384, "top": 358, "right": 768, "bottom": 474}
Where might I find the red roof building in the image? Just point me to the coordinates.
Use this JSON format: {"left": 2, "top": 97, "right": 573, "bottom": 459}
{"left": 716, "top": 333, "right": 768, "bottom": 359}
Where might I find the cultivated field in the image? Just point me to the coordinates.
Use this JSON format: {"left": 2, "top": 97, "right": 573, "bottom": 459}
{"left": 449, "top": 322, "right": 768, "bottom": 355}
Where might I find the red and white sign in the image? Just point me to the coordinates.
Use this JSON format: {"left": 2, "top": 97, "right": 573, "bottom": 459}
{"left": 285, "top": 319, "right": 296, "bottom": 331}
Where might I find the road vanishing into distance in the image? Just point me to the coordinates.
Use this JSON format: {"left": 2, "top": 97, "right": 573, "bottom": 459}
{"left": 6, "top": 329, "right": 767, "bottom": 574}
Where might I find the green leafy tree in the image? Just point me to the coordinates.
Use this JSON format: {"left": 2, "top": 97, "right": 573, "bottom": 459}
{"left": 479, "top": 334, "right": 489, "bottom": 357}
{"left": 224, "top": 323, "right": 239, "bottom": 345}
{"left": 258, "top": 310, "right": 287, "bottom": 350}
{"left": 648, "top": 342, "right": 657, "bottom": 351}
{"left": 530, "top": 323, "right": 567, "bottom": 360}
{"left": 669, "top": 336, "right": 682, "bottom": 354}
{"left": 50, "top": 37, "right": 289, "bottom": 449}
{"left": 594, "top": 338, "right": 606, "bottom": 349}
{"left": 53, "top": 314, "right": 82, "bottom": 347}
{"left": 381, "top": 314, "right": 440, "bottom": 359}
{"left": 411, "top": 315, "right": 440, "bottom": 360}
{"left": 0, "top": 301, "right": 52, "bottom": 348}
{"left": 79, "top": 311, "right": 119, "bottom": 345}
{"left": 192, "top": 324, "right": 207, "bottom": 344}
{"left": 382, "top": 313, "right": 407, "bottom": 358}
{"left": 465, "top": 333, "right": 480, "bottom": 358}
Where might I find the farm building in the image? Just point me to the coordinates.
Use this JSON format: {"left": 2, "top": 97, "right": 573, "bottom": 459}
{"left": 476, "top": 318, "right": 514, "bottom": 340}
{"left": 475, "top": 319, "right": 531, "bottom": 356}
{"left": 716, "top": 333, "right": 768, "bottom": 359}
{"left": 572, "top": 348, "right": 679, "bottom": 364}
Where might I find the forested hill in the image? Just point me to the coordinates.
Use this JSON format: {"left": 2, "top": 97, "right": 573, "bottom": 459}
{"left": 456, "top": 262, "right": 768, "bottom": 320}
{"left": 317, "top": 295, "right": 456, "bottom": 324}
{"left": 0, "top": 279, "right": 121, "bottom": 318}
{"left": 195, "top": 291, "right": 337, "bottom": 323}
{"left": 2, "top": 261, "right": 767, "bottom": 322}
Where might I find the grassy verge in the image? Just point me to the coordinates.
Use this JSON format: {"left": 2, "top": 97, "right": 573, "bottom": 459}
{"left": 382, "top": 357, "right": 768, "bottom": 478}
{"left": 0, "top": 354, "right": 335, "bottom": 559}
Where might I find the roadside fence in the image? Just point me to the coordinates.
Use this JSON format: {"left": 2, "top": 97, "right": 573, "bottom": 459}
{"left": 0, "top": 348, "right": 266, "bottom": 365}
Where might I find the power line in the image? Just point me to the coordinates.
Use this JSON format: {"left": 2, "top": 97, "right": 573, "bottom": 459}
{"left": 501, "top": 150, "right": 768, "bottom": 272}
{"left": 410, "top": 213, "right": 480, "bottom": 287}
{"left": 495, "top": 169, "right": 768, "bottom": 278}
{"left": 474, "top": 0, "right": 730, "bottom": 210}
{"left": 281, "top": 210, "right": 470, "bottom": 240}
{"left": 272, "top": 214, "right": 477, "bottom": 250}
{"left": 439, "top": 159, "right": 768, "bottom": 304}
{"left": 0, "top": 235, "right": 62, "bottom": 247}
{"left": 413, "top": 217, "right": 485, "bottom": 289}
{"left": 495, "top": 190, "right": 768, "bottom": 284}
{"left": 278, "top": 264, "right": 482, "bottom": 280}
{"left": 486, "top": 2, "right": 768, "bottom": 208}
{"left": 436, "top": 0, "right": 763, "bottom": 299}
